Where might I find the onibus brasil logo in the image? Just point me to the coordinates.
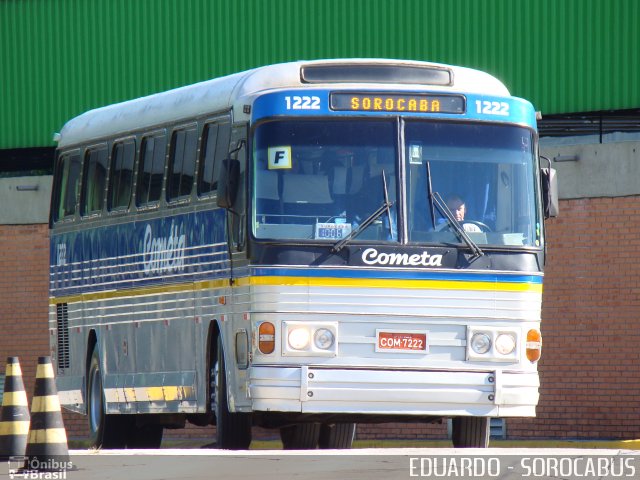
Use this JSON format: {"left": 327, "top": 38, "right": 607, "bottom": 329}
{"left": 9, "top": 456, "right": 74, "bottom": 479}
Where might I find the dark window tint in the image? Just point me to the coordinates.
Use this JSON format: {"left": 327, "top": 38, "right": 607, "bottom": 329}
{"left": 81, "top": 146, "right": 108, "bottom": 215}
{"left": 108, "top": 139, "right": 135, "bottom": 210}
{"left": 137, "top": 133, "right": 166, "bottom": 206}
{"left": 54, "top": 152, "right": 82, "bottom": 221}
{"left": 168, "top": 125, "right": 197, "bottom": 200}
{"left": 198, "top": 121, "right": 231, "bottom": 196}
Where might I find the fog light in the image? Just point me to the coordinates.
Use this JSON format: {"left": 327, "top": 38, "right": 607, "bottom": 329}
{"left": 495, "top": 333, "right": 516, "bottom": 355}
{"left": 288, "top": 328, "right": 311, "bottom": 350}
{"left": 314, "top": 328, "right": 334, "bottom": 350}
{"left": 470, "top": 333, "right": 491, "bottom": 354}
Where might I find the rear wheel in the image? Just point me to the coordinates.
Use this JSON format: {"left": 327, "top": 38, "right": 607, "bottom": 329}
{"left": 87, "top": 348, "right": 129, "bottom": 449}
{"left": 451, "top": 417, "right": 490, "bottom": 448}
{"left": 280, "top": 423, "right": 321, "bottom": 449}
{"left": 318, "top": 423, "right": 356, "bottom": 449}
{"left": 212, "top": 336, "right": 252, "bottom": 449}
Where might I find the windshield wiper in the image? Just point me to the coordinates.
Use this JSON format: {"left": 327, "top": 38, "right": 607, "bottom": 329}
{"left": 431, "top": 191, "right": 484, "bottom": 259}
{"left": 332, "top": 171, "right": 393, "bottom": 253}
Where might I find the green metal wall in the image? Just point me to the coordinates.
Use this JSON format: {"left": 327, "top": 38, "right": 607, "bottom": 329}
{"left": 1, "top": 0, "right": 638, "bottom": 149}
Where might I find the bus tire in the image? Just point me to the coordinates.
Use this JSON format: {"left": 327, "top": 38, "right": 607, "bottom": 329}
{"left": 451, "top": 417, "right": 490, "bottom": 448}
{"left": 280, "top": 423, "right": 321, "bottom": 449}
{"left": 87, "top": 348, "right": 129, "bottom": 449}
{"left": 212, "top": 336, "right": 252, "bottom": 449}
{"left": 318, "top": 423, "right": 356, "bottom": 449}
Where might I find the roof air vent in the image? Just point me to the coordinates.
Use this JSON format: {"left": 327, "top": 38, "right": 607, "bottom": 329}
{"left": 301, "top": 63, "right": 453, "bottom": 86}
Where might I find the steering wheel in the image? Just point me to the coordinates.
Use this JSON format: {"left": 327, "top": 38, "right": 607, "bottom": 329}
{"left": 436, "top": 219, "right": 492, "bottom": 233}
{"left": 462, "top": 220, "right": 492, "bottom": 232}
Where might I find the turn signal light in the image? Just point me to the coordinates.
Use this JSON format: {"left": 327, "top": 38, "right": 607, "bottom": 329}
{"left": 258, "top": 322, "right": 275, "bottom": 354}
{"left": 526, "top": 329, "right": 542, "bottom": 362}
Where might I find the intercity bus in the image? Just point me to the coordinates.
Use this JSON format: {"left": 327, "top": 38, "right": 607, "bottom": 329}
{"left": 49, "top": 59, "right": 554, "bottom": 449}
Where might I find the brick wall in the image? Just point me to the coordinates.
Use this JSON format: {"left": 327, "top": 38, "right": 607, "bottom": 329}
{"left": 3, "top": 196, "right": 640, "bottom": 442}
{"left": 0, "top": 224, "right": 50, "bottom": 411}
{"left": 508, "top": 196, "right": 640, "bottom": 439}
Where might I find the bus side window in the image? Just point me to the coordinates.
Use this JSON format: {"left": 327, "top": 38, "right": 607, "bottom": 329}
{"left": 108, "top": 138, "right": 135, "bottom": 211}
{"left": 168, "top": 124, "right": 197, "bottom": 201}
{"left": 198, "top": 120, "right": 231, "bottom": 197}
{"left": 81, "top": 145, "right": 108, "bottom": 216}
{"left": 53, "top": 152, "right": 82, "bottom": 222}
{"left": 137, "top": 132, "right": 166, "bottom": 206}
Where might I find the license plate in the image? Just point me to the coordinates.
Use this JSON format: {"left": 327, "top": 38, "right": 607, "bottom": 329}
{"left": 376, "top": 330, "right": 429, "bottom": 353}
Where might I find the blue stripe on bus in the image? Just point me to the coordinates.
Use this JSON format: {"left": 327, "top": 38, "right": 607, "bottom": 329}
{"left": 49, "top": 209, "right": 229, "bottom": 298}
{"left": 251, "top": 90, "right": 537, "bottom": 128}
{"left": 250, "top": 266, "right": 542, "bottom": 284}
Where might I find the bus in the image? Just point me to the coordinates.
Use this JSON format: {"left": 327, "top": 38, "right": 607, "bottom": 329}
{"left": 49, "top": 59, "right": 555, "bottom": 449}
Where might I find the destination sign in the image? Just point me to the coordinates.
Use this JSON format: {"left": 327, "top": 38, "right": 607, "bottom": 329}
{"left": 330, "top": 92, "right": 465, "bottom": 114}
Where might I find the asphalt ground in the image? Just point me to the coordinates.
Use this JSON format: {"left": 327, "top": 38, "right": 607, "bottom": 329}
{"left": 2, "top": 446, "right": 640, "bottom": 480}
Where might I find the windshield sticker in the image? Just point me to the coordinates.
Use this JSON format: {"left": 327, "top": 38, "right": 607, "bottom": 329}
{"left": 315, "top": 222, "right": 352, "bottom": 240}
{"left": 409, "top": 143, "right": 423, "bottom": 164}
{"left": 268, "top": 146, "right": 292, "bottom": 170}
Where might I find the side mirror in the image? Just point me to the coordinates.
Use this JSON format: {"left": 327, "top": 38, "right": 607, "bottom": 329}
{"left": 541, "top": 166, "right": 558, "bottom": 218}
{"left": 217, "top": 159, "right": 240, "bottom": 209}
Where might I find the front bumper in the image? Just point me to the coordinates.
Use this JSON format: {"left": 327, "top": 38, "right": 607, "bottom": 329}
{"left": 250, "top": 366, "right": 539, "bottom": 417}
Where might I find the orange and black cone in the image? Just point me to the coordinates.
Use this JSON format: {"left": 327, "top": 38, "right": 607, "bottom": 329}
{"left": 0, "top": 357, "right": 30, "bottom": 460}
{"left": 23, "top": 357, "right": 70, "bottom": 471}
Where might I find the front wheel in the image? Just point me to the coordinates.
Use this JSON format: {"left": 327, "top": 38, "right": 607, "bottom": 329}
{"left": 212, "top": 336, "right": 252, "bottom": 449}
{"left": 87, "top": 348, "right": 129, "bottom": 448}
{"left": 451, "top": 417, "right": 490, "bottom": 448}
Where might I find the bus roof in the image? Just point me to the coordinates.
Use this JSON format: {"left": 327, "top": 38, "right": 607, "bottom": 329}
{"left": 55, "top": 59, "right": 511, "bottom": 149}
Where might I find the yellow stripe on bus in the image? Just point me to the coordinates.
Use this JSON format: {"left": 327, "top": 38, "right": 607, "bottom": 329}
{"left": 50, "top": 278, "right": 229, "bottom": 305}
{"left": 246, "top": 275, "right": 543, "bottom": 293}
{"left": 105, "top": 386, "right": 195, "bottom": 403}
{"left": 50, "top": 274, "right": 541, "bottom": 305}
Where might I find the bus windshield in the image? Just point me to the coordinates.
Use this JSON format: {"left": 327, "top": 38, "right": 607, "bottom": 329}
{"left": 253, "top": 119, "right": 399, "bottom": 242}
{"left": 253, "top": 119, "right": 540, "bottom": 248}
{"left": 405, "top": 121, "right": 540, "bottom": 247}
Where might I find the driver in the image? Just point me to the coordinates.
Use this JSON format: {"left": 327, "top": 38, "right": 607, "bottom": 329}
{"left": 445, "top": 195, "right": 481, "bottom": 232}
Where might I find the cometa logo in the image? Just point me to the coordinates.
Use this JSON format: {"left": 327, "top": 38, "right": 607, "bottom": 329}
{"left": 142, "top": 222, "right": 186, "bottom": 275}
{"left": 361, "top": 248, "right": 443, "bottom": 267}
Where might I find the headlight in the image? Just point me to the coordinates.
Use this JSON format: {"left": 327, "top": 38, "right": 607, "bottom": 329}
{"left": 288, "top": 328, "right": 311, "bottom": 350}
{"left": 470, "top": 333, "right": 491, "bottom": 354}
{"left": 495, "top": 333, "right": 516, "bottom": 355}
{"left": 467, "top": 327, "right": 521, "bottom": 362}
{"left": 314, "top": 328, "right": 335, "bottom": 350}
{"left": 281, "top": 322, "right": 338, "bottom": 357}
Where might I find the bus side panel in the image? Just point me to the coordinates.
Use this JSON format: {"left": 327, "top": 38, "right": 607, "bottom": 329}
{"left": 50, "top": 229, "right": 88, "bottom": 413}
{"left": 51, "top": 207, "right": 230, "bottom": 415}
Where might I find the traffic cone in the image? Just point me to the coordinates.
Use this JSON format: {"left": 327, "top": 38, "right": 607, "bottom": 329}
{"left": 23, "top": 357, "right": 70, "bottom": 472}
{"left": 0, "top": 357, "right": 30, "bottom": 460}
